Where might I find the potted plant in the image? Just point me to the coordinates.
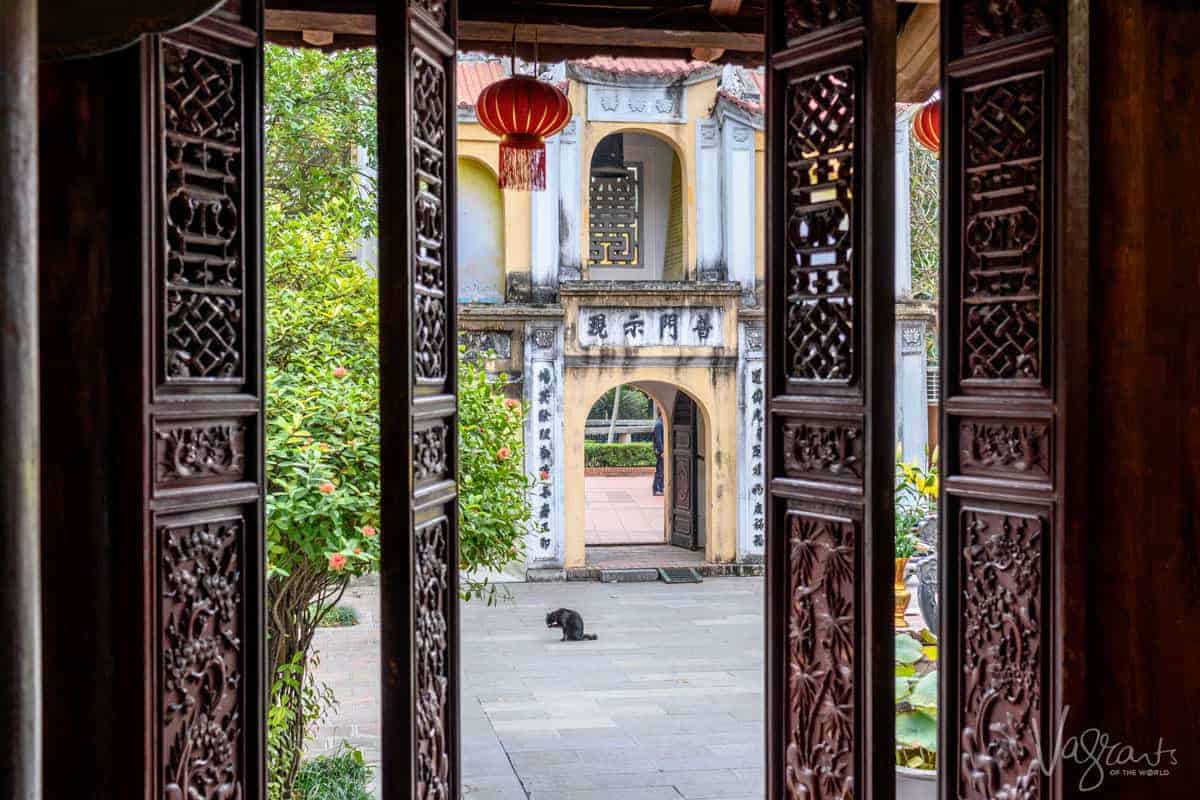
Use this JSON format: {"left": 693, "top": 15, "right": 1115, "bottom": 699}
{"left": 895, "top": 631, "right": 938, "bottom": 800}
{"left": 895, "top": 450, "right": 939, "bottom": 627}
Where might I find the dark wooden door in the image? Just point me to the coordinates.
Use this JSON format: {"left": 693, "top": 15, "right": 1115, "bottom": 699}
{"left": 939, "top": 4, "right": 1069, "bottom": 798}
{"left": 147, "top": 5, "right": 266, "bottom": 798}
{"left": 764, "top": 2, "right": 895, "bottom": 799}
{"left": 378, "top": 1, "right": 460, "bottom": 799}
{"left": 670, "top": 392, "right": 699, "bottom": 550}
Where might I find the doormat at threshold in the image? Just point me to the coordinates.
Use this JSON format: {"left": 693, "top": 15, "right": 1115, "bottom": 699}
{"left": 658, "top": 567, "right": 702, "bottom": 584}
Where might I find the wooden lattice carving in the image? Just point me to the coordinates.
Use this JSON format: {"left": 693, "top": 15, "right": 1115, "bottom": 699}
{"left": 961, "top": 74, "right": 1044, "bottom": 383}
{"left": 162, "top": 42, "right": 244, "bottom": 383}
{"left": 785, "top": 67, "right": 856, "bottom": 383}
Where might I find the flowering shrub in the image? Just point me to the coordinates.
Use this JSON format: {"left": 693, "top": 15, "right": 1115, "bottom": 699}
{"left": 457, "top": 348, "right": 533, "bottom": 602}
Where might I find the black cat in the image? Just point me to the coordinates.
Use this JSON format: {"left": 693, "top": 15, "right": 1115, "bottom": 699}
{"left": 545, "top": 608, "right": 597, "bottom": 641}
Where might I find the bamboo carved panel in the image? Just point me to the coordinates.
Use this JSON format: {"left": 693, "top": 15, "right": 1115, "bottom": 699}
{"left": 943, "top": 3, "right": 1062, "bottom": 799}
{"left": 767, "top": 2, "right": 894, "bottom": 799}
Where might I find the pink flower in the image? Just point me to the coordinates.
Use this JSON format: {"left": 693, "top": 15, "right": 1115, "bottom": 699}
{"left": 504, "top": 398, "right": 520, "bottom": 409}
{"left": 329, "top": 553, "right": 347, "bottom": 571}
{"left": 362, "top": 525, "right": 377, "bottom": 538}
{"left": 353, "top": 547, "right": 363, "bottom": 555}
{"left": 319, "top": 482, "right": 335, "bottom": 495}
{"left": 333, "top": 366, "right": 348, "bottom": 378}
{"left": 540, "top": 469, "right": 550, "bottom": 481}
{"left": 496, "top": 446, "right": 512, "bottom": 461}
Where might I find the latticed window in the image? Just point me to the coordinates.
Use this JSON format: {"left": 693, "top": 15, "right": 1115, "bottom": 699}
{"left": 588, "top": 162, "right": 642, "bottom": 269}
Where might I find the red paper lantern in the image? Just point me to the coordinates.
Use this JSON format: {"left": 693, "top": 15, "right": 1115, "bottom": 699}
{"left": 476, "top": 75, "right": 572, "bottom": 192}
{"left": 912, "top": 98, "right": 941, "bottom": 155}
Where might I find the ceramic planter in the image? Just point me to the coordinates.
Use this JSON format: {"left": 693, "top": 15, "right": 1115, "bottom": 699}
{"left": 896, "top": 765, "right": 936, "bottom": 800}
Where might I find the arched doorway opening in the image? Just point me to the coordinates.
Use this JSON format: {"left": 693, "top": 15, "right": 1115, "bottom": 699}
{"left": 586, "top": 130, "right": 686, "bottom": 281}
{"left": 579, "top": 380, "right": 712, "bottom": 567}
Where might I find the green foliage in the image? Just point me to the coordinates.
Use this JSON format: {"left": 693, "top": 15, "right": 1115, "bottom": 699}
{"left": 268, "top": 652, "right": 338, "bottom": 800}
{"left": 265, "top": 43, "right": 381, "bottom": 800}
{"left": 895, "top": 447, "right": 938, "bottom": 557}
{"left": 313, "top": 604, "right": 360, "bottom": 628}
{"left": 457, "top": 349, "right": 533, "bottom": 603}
{"left": 895, "top": 631, "right": 939, "bottom": 770}
{"left": 265, "top": 205, "right": 381, "bottom": 580}
{"left": 265, "top": 45, "right": 377, "bottom": 235}
{"left": 587, "top": 385, "right": 654, "bottom": 421}
{"left": 294, "top": 745, "right": 373, "bottom": 800}
{"left": 585, "top": 442, "right": 657, "bottom": 468}
{"left": 909, "top": 135, "right": 939, "bottom": 302}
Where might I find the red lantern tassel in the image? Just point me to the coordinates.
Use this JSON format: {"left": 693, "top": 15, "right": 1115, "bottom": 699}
{"left": 498, "top": 136, "right": 547, "bottom": 192}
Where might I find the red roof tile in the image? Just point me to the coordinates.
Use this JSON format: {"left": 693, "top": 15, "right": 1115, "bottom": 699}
{"left": 457, "top": 60, "right": 506, "bottom": 108}
{"left": 571, "top": 56, "right": 714, "bottom": 78}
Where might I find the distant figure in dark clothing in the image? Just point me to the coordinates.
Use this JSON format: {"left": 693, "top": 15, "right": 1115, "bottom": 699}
{"left": 652, "top": 417, "right": 664, "bottom": 496}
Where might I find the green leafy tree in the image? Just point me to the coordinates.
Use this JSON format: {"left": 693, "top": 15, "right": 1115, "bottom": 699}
{"left": 265, "top": 204, "right": 380, "bottom": 795}
{"left": 457, "top": 350, "right": 533, "bottom": 602}
{"left": 265, "top": 45, "right": 377, "bottom": 233}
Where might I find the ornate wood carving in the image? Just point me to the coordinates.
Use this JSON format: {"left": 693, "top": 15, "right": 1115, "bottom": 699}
{"left": 785, "top": 67, "right": 855, "bottom": 383}
{"left": 162, "top": 41, "right": 245, "bottom": 383}
{"left": 670, "top": 392, "right": 698, "bottom": 549}
{"left": 961, "top": 74, "right": 1045, "bottom": 384}
{"left": 960, "top": 1, "right": 1052, "bottom": 53}
{"left": 784, "top": 512, "right": 856, "bottom": 799}
{"left": 413, "top": 49, "right": 448, "bottom": 385}
{"left": 414, "top": 424, "right": 449, "bottom": 483}
{"left": 944, "top": 3, "right": 1059, "bottom": 798}
{"left": 768, "top": 5, "right": 893, "bottom": 800}
{"left": 379, "top": 1, "right": 459, "bottom": 796}
{"left": 160, "top": 514, "right": 245, "bottom": 800}
{"left": 784, "top": 0, "right": 863, "bottom": 39}
{"left": 782, "top": 422, "right": 863, "bottom": 480}
{"left": 959, "top": 508, "right": 1044, "bottom": 799}
{"left": 151, "top": 17, "right": 262, "bottom": 800}
{"left": 414, "top": 516, "right": 451, "bottom": 798}
{"left": 958, "top": 420, "right": 1049, "bottom": 478}
{"left": 155, "top": 420, "right": 247, "bottom": 487}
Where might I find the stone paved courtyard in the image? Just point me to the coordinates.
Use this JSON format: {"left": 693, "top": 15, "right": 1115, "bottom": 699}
{"left": 585, "top": 473, "right": 665, "bottom": 545}
{"left": 310, "top": 577, "right": 765, "bottom": 799}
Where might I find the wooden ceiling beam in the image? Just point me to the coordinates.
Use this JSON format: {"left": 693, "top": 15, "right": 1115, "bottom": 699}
{"left": 692, "top": 0, "right": 744, "bottom": 63}
{"left": 264, "top": 9, "right": 764, "bottom": 53}
{"left": 896, "top": 4, "right": 939, "bottom": 103}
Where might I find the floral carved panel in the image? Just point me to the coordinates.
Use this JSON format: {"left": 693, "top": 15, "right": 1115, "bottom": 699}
{"left": 785, "top": 67, "right": 856, "bottom": 383}
{"left": 960, "top": 73, "right": 1045, "bottom": 384}
{"left": 958, "top": 419, "right": 1049, "bottom": 479}
{"left": 782, "top": 422, "right": 864, "bottom": 482}
{"left": 414, "top": 516, "right": 451, "bottom": 799}
{"left": 414, "top": 424, "right": 449, "bottom": 483}
{"left": 785, "top": 511, "right": 856, "bottom": 799}
{"left": 784, "top": 0, "right": 863, "bottom": 40}
{"left": 155, "top": 420, "right": 247, "bottom": 488}
{"left": 959, "top": 508, "right": 1045, "bottom": 800}
{"left": 161, "top": 41, "right": 245, "bottom": 384}
{"left": 160, "top": 514, "right": 244, "bottom": 800}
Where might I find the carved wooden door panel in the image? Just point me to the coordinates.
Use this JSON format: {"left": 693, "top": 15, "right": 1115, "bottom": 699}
{"left": 670, "top": 392, "right": 698, "bottom": 550}
{"left": 764, "top": 2, "right": 895, "bottom": 799}
{"left": 940, "top": 4, "right": 1065, "bottom": 798}
{"left": 148, "top": 4, "right": 265, "bottom": 799}
{"left": 377, "top": 1, "right": 460, "bottom": 798}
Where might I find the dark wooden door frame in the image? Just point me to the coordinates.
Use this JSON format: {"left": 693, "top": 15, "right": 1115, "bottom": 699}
{"left": 938, "top": 3, "right": 1090, "bottom": 799}
{"left": 670, "top": 391, "right": 699, "bottom": 550}
{"left": 378, "top": 1, "right": 461, "bottom": 798}
{"left": 764, "top": 2, "right": 895, "bottom": 799}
